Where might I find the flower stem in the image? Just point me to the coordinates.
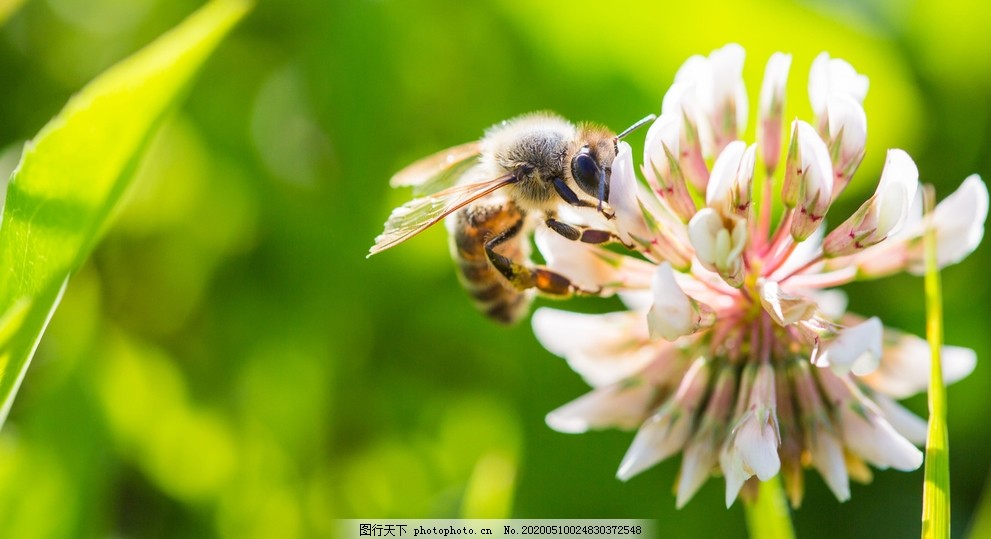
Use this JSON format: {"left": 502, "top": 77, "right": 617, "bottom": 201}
{"left": 743, "top": 477, "right": 795, "bottom": 539}
{"left": 921, "top": 184, "right": 950, "bottom": 539}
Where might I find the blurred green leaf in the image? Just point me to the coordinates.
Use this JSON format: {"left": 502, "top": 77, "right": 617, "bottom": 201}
{"left": 0, "top": 0, "right": 251, "bottom": 428}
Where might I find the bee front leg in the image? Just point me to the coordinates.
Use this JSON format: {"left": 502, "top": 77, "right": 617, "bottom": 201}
{"left": 545, "top": 218, "right": 635, "bottom": 250}
{"left": 484, "top": 218, "right": 600, "bottom": 297}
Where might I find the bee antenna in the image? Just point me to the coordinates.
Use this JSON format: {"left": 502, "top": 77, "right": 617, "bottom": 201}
{"left": 615, "top": 114, "right": 657, "bottom": 144}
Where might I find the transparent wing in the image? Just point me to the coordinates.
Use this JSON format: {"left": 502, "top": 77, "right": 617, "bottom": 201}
{"left": 368, "top": 174, "right": 516, "bottom": 256}
{"left": 390, "top": 141, "right": 482, "bottom": 196}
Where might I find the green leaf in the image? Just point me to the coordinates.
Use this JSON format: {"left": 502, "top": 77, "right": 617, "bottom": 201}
{"left": 0, "top": 0, "right": 252, "bottom": 427}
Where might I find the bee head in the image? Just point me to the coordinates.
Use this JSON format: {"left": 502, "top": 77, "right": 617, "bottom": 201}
{"left": 570, "top": 127, "right": 618, "bottom": 211}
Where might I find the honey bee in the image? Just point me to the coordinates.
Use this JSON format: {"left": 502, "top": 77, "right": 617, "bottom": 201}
{"left": 369, "top": 112, "right": 654, "bottom": 324}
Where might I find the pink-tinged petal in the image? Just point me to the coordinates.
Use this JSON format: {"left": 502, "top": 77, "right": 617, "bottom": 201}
{"left": 661, "top": 79, "right": 711, "bottom": 192}
{"left": 851, "top": 174, "right": 988, "bottom": 277}
{"left": 642, "top": 114, "right": 697, "bottom": 222}
{"left": 737, "top": 365, "right": 781, "bottom": 480}
{"left": 707, "top": 141, "right": 746, "bottom": 208}
{"left": 647, "top": 263, "right": 715, "bottom": 341}
{"left": 823, "top": 150, "right": 918, "bottom": 257}
{"left": 906, "top": 174, "right": 989, "bottom": 274}
{"left": 669, "top": 44, "right": 747, "bottom": 159}
{"left": 874, "top": 150, "right": 919, "bottom": 237}
{"left": 617, "top": 358, "right": 711, "bottom": 480}
{"left": 770, "top": 224, "right": 825, "bottom": 280}
{"left": 758, "top": 53, "right": 791, "bottom": 174}
{"left": 758, "top": 280, "right": 817, "bottom": 326}
{"left": 809, "top": 424, "right": 850, "bottom": 502}
{"left": 826, "top": 94, "right": 867, "bottom": 194}
{"left": 859, "top": 328, "right": 976, "bottom": 399}
{"left": 759, "top": 53, "right": 792, "bottom": 114}
{"left": 783, "top": 120, "right": 834, "bottom": 240}
{"left": 871, "top": 393, "right": 928, "bottom": 445}
{"left": 818, "top": 317, "right": 883, "bottom": 376}
{"left": 676, "top": 367, "right": 737, "bottom": 508}
{"left": 532, "top": 308, "right": 660, "bottom": 387}
{"left": 706, "top": 141, "right": 754, "bottom": 220}
{"left": 644, "top": 114, "right": 680, "bottom": 181}
{"left": 720, "top": 365, "right": 780, "bottom": 506}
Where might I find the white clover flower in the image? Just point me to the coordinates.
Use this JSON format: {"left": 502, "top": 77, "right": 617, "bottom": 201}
{"left": 532, "top": 45, "right": 985, "bottom": 508}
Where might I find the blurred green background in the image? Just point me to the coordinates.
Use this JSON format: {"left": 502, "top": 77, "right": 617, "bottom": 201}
{"left": 0, "top": 0, "right": 988, "bottom": 537}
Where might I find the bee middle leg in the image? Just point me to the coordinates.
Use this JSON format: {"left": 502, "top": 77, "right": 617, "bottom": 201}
{"left": 484, "top": 218, "right": 599, "bottom": 297}
{"left": 545, "top": 218, "right": 634, "bottom": 249}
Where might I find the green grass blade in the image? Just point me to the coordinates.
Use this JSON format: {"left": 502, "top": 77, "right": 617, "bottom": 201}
{"left": 0, "top": 0, "right": 252, "bottom": 428}
{"left": 744, "top": 476, "right": 796, "bottom": 539}
{"left": 921, "top": 184, "right": 950, "bottom": 539}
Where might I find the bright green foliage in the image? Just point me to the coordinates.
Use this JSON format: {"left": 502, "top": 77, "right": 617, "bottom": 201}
{"left": 0, "top": 0, "right": 250, "bottom": 427}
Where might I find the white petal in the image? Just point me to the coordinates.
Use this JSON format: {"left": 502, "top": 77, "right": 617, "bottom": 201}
{"left": 874, "top": 149, "right": 919, "bottom": 238}
{"left": 720, "top": 445, "right": 749, "bottom": 507}
{"left": 810, "top": 52, "right": 868, "bottom": 116}
{"left": 797, "top": 120, "right": 835, "bottom": 205}
{"left": 770, "top": 224, "right": 825, "bottom": 279}
{"left": 738, "top": 365, "right": 781, "bottom": 480}
{"left": 535, "top": 228, "right": 611, "bottom": 290}
{"left": 616, "top": 404, "right": 686, "bottom": 481}
{"left": 907, "top": 174, "right": 989, "bottom": 273}
{"left": 643, "top": 114, "right": 680, "bottom": 179}
{"left": 532, "top": 308, "right": 659, "bottom": 386}
{"left": 546, "top": 379, "right": 657, "bottom": 433}
{"left": 810, "top": 425, "right": 850, "bottom": 502}
{"left": 709, "top": 43, "right": 746, "bottom": 112}
{"left": 673, "top": 56, "right": 707, "bottom": 87}
{"left": 609, "top": 141, "right": 649, "bottom": 241}
{"left": 759, "top": 52, "right": 791, "bottom": 115}
{"left": 827, "top": 57, "right": 870, "bottom": 103}
{"left": 819, "top": 317, "right": 883, "bottom": 376}
{"left": 826, "top": 93, "right": 867, "bottom": 175}
{"left": 859, "top": 329, "right": 977, "bottom": 399}
{"left": 810, "top": 289, "right": 848, "bottom": 321}
{"left": 617, "top": 358, "right": 710, "bottom": 480}
{"left": 872, "top": 393, "right": 928, "bottom": 445}
{"left": 736, "top": 415, "right": 781, "bottom": 480}
{"left": 646, "top": 263, "right": 693, "bottom": 341}
{"left": 688, "top": 209, "right": 721, "bottom": 266}
{"left": 734, "top": 81, "right": 749, "bottom": 137}
{"left": 758, "top": 280, "right": 817, "bottom": 326}
{"left": 677, "top": 434, "right": 718, "bottom": 508}
{"left": 841, "top": 406, "right": 923, "bottom": 471}
{"left": 808, "top": 52, "right": 831, "bottom": 117}
{"left": 706, "top": 141, "right": 748, "bottom": 217}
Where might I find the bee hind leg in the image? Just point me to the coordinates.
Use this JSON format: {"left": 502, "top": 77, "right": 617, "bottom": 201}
{"left": 484, "top": 218, "right": 599, "bottom": 297}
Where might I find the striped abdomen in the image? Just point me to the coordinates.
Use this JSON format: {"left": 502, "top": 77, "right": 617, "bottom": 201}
{"left": 447, "top": 201, "right": 533, "bottom": 324}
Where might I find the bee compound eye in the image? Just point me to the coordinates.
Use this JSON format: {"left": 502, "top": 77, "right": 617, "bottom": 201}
{"left": 571, "top": 153, "right": 601, "bottom": 198}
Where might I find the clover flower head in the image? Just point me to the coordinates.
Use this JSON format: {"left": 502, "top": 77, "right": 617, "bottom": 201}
{"left": 533, "top": 44, "right": 985, "bottom": 508}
